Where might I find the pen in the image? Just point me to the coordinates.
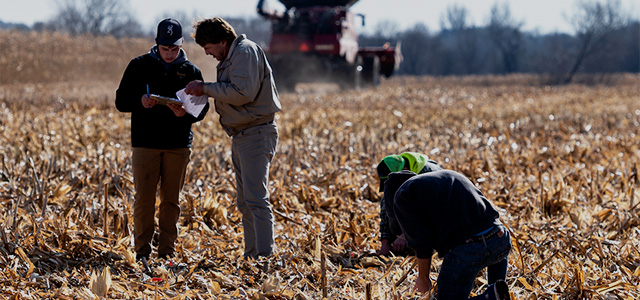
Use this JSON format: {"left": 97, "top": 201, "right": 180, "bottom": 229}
{"left": 146, "top": 84, "right": 150, "bottom": 108}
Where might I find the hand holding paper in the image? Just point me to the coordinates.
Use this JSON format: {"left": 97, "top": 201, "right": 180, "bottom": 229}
{"left": 148, "top": 89, "right": 208, "bottom": 118}
{"left": 185, "top": 80, "right": 205, "bottom": 96}
{"left": 176, "top": 88, "right": 209, "bottom": 118}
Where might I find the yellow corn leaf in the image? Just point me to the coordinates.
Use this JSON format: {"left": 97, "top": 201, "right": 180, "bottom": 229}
{"left": 261, "top": 274, "right": 281, "bottom": 296}
{"left": 89, "top": 267, "right": 111, "bottom": 298}
{"left": 518, "top": 277, "right": 534, "bottom": 291}
{"left": 53, "top": 183, "right": 72, "bottom": 199}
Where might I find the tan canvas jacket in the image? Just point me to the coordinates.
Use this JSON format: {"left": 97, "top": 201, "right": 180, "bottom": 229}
{"left": 203, "top": 34, "right": 281, "bottom": 136}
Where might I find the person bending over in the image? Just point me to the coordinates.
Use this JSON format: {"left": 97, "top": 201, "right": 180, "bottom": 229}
{"left": 384, "top": 170, "right": 511, "bottom": 300}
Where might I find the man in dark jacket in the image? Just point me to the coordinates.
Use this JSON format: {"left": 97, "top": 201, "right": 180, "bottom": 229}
{"left": 384, "top": 170, "right": 511, "bottom": 300}
{"left": 115, "top": 18, "right": 209, "bottom": 261}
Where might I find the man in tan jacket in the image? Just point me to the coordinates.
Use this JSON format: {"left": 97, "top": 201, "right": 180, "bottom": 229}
{"left": 185, "top": 17, "right": 281, "bottom": 258}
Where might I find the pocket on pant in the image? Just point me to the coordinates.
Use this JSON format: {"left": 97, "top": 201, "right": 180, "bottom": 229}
{"left": 490, "top": 234, "right": 512, "bottom": 263}
{"left": 445, "top": 244, "right": 490, "bottom": 267}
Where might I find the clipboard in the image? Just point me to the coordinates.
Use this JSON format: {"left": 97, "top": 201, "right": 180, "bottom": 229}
{"left": 150, "top": 94, "right": 183, "bottom": 106}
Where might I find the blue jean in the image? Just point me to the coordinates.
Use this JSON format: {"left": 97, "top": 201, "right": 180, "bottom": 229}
{"left": 437, "top": 225, "right": 511, "bottom": 300}
{"left": 231, "top": 121, "right": 278, "bottom": 258}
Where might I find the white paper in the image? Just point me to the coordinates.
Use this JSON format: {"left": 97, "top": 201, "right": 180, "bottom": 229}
{"left": 176, "top": 88, "right": 209, "bottom": 118}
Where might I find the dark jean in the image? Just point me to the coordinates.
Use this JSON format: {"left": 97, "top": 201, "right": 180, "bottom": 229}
{"left": 437, "top": 225, "right": 511, "bottom": 300}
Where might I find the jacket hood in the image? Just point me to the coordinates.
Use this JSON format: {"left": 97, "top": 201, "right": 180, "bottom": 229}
{"left": 384, "top": 170, "right": 418, "bottom": 236}
{"left": 149, "top": 45, "right": 188, "bottom": 68}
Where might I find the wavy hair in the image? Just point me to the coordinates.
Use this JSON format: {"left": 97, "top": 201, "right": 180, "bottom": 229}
{"left": 192, "top": 17, "right": 237, "bottom": 46}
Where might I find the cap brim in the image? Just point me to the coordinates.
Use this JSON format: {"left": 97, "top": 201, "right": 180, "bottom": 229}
{"left": 157, "top": 37, "right": 183, "bottom": 46}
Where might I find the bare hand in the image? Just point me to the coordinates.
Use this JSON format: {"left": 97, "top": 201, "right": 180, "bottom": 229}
{"left": 392, "top": 235, "right": 407, "bottom": 253}
{"left": 185, "top": 80, "right": 204, "bottom": 96}
{"left": 142, "top": 94, "right": 157, "bottom": 108}
{"left": 167, "top": 103, "right": 186, "bottom": 117}
{"left": 380, "top": 239, "right": 391, "bottom": 255}
{"left": 415, "top": 275, "right": 433, "bottom": 293}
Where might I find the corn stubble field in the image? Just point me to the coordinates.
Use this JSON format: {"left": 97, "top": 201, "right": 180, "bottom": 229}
{"left": 0, "top": 30, "right": 639, "bottom": 300}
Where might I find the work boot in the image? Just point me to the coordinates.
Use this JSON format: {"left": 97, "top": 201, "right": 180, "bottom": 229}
{"left": 136, "top": 255, "right": 153, "bottom": 276}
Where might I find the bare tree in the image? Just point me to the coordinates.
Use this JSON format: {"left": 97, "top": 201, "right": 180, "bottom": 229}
{"left": 440, "top": 4, "right": 481, "bottom": 74}
{"left": 440, "top": 4, "right": 469, "bottom": 31}
{"left": 529, "top": 33, "right": 576, "bottom": 83}
{"left": 49, "top": 0, "right": 143, "bottom": 37}
{"left": 398, "top": 23, "right": 444, "bottom": 75}
{"left": 563, "top": 0, "right": 628, "bottom": 83}
{"left": 487, "top": 1, "right": 523, "bottom": 73}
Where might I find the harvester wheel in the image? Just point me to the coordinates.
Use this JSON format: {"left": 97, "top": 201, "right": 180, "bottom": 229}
{"left": 361, "top": 55, "right": 380, "bottom": 86}
{"left": 338, "top": 56, "right": 361, "bottom": 90}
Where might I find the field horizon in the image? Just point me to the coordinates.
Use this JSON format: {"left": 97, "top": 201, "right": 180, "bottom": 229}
{"left": 1, "top": 29, "right": 639, "bottom": 299}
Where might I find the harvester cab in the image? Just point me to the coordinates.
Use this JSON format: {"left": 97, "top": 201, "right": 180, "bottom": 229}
{"left": 257, "top": 0, "right": 402, "bottom": 91}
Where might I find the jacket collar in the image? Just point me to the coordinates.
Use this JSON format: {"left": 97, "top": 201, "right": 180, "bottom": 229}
{"left": 217, "top": 34, "right": 246, "bottom": 69}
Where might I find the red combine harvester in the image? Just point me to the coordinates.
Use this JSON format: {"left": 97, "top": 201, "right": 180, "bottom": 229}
{"left": 257, "top": 0, "right": 402, "bottom": 90}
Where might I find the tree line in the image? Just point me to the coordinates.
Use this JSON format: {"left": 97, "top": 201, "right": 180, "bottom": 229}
{"left": 5, "top": 0, "right": 639, "bottom": 84}
{"left": 359, "top": 0, "right": 638, "bottom": 84}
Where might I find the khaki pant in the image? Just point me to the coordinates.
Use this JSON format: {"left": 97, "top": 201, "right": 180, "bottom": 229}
{"left": 132, "top": 147, "right": 190, "bottom": 258}
{"left": 232, "top": 121, "right": 278, "bottom": 258}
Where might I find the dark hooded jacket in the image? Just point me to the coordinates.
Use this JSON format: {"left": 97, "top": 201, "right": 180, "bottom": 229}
{"left": 115, "top": 46, "right": 209, "bottom": 148}
{"left": 384, "top": 170, "right": 501, "bottom": 259}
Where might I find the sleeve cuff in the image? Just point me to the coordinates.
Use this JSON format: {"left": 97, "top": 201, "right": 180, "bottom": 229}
{"left": 202, "top": 82, "right": 214, "bottom": 97}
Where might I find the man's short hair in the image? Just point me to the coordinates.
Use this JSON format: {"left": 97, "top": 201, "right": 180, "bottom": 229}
{"left": 192, "top": 17, "right": 237, "bottom": 47}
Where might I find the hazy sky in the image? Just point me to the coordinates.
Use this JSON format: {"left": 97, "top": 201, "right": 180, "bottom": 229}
{"left": 1, "top": 0, "right": 638, "bottom": 34}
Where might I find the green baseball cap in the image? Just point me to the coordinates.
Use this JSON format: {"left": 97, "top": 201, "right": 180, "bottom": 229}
{"left": 376, "top": 155, "right": 404, "bottom": 191}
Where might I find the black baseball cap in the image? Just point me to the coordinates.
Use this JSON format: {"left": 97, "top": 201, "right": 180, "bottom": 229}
{"left": 156, "top": 18, "right": 183, "bottom": 46}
